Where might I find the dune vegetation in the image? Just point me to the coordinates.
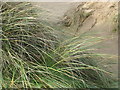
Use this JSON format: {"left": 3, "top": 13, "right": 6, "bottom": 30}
{"left": 0, "top": 2, "right": 117, "bottom": 88}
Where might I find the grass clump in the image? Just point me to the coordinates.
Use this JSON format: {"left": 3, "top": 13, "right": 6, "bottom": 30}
{"left": 1, "top": 2, "right": 116, "bottom": 88}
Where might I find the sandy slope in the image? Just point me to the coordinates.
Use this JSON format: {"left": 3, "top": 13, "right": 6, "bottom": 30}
{"left": 63, "top": 2, "right": 118, "bottom": 79}
{"left": 32, "top": 2, "right": 80, "bottom": 23}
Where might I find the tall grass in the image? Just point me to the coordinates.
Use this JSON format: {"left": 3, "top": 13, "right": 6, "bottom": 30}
{"left": 1, "top": 2, "right": 115, "bottom": 88}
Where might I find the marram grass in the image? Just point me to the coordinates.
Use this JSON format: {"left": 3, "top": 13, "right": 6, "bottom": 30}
{"left": 1, "top": 2, "right": 116, "bottom": 88}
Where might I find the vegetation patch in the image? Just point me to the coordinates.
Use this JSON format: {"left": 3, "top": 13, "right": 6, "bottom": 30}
{"left": 0, "top": 2, "right": 117, "bottom": 88}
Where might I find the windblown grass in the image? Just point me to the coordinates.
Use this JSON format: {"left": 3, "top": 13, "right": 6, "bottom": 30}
{"left": 1, "top": 2, "right": 116, "bottom": 88}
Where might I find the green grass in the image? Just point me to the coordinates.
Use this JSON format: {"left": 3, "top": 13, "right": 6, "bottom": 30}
{"left": 1, "top": 2, "right": 117, "bottom": 88}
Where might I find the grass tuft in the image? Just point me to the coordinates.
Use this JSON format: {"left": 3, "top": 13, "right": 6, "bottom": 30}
{"left": 1, "top": 2, "right": 116, "bottom": 88}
